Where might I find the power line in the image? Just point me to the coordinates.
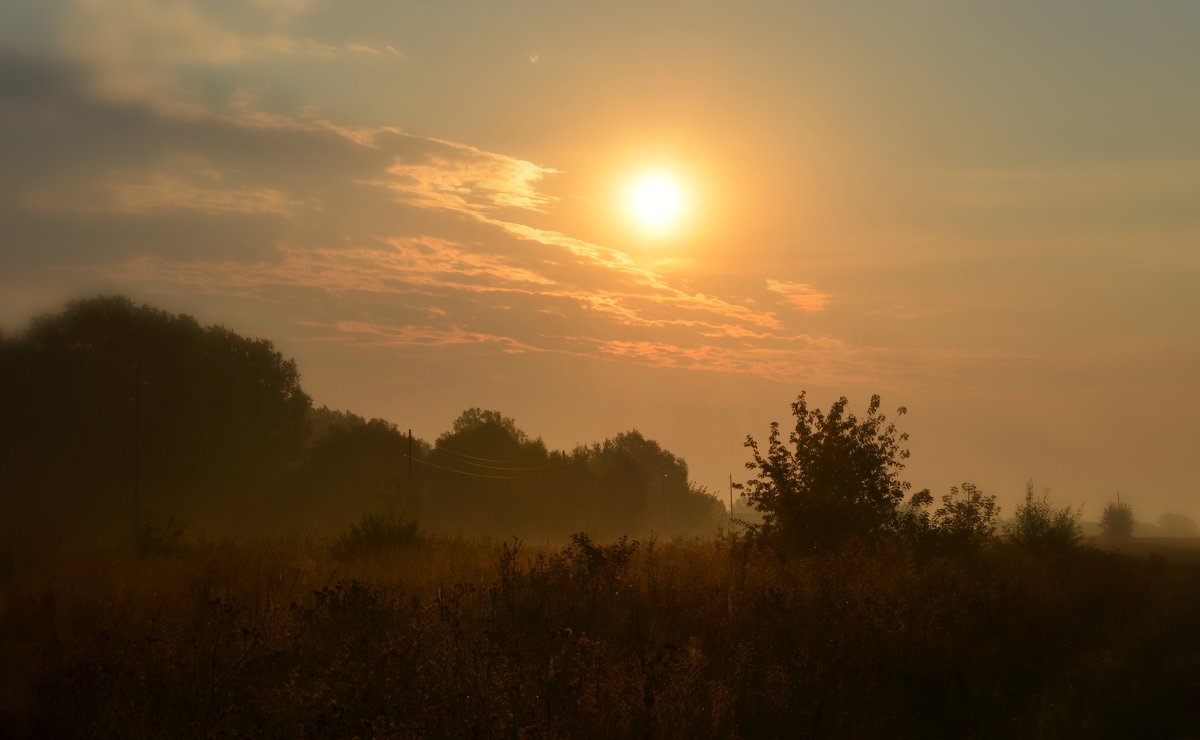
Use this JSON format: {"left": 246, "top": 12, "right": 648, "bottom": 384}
{"left": 409, "top": 455, "right": 559, "bottom": 480}
{"left": 431, "top": 454, "right": 567, "bottom": 473}
{"left": 435, "top": 446, "right": 561, "bottom": 467}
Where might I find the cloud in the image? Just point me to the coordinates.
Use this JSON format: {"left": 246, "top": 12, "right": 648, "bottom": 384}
{"left": 371, "top": 143, "right": 560, "bottom": 213}
{"left": 345, "top": 42, "right": 404, "bottom": 58}
{"left": 25, "top": 170, "right": 311, "bottom": 218}
{"left": 766, "top": 279, "right": 831, "bottom": 313}
{"left": 0, "top": 50, "right": 867, "bottom": 387}
{"left": 56, "top": 0, "right": 337, "bottom": 105}
{"left": 316, "top": 321, "right": 541, "bottom": 354}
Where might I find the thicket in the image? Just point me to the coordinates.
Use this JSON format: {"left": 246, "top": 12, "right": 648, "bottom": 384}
{"left": 3, "top": 534, "right": 1199, "bottom": 738}
{"left": 741, "top": 394, "right": 1080, "bottom": 555}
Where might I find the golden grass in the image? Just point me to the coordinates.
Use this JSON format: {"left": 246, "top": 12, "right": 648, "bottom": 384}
{"left": 3, "top": 533, "right": 1200, "bottom": 737}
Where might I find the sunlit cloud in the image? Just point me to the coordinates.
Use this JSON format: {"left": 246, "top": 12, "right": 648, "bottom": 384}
{"left": 345, "top": 42, "right": 404, "bottom": 58}
{"left": 371, "top": 148, "right": 560, "bottom": 213}
{"left": 766, "top": 279, "right": 831, "bottom": 313}
{"left": 0, "top": 48, "right": 853, "bottom": 388}
{"left": 316, "top": 321, "right": 541, "bottom": 354}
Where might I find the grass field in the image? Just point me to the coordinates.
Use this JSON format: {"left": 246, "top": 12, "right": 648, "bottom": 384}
{"left": 3, "top": 532, "right": 1200, "bottom": 738}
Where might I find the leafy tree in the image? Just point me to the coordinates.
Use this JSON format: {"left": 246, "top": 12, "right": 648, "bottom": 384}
{"left": 742, "top": 392, "right": 916, "bottom": 550}
{"left": 1006, "top": 481, "right": 1081, "bottom": 551}
{"left": 0, "top": 295, "right": 311, "bottom": 534}
{"left": 423, "top": 409, "right": 554, "bottom": 533}
{"left": 896, "top": 482, "right": 1000, "bottom": 551}
{"left": 1099, "top": 498, "right": 1135, "bottom": 540}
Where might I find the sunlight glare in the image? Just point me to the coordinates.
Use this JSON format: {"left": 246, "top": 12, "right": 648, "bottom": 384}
{"left": 630, "top": 175, "right": 683, "bottom": 229}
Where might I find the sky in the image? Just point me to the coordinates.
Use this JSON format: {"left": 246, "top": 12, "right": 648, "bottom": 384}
{"left": 2, "top": 0, "right": 1198, "bottom": 519}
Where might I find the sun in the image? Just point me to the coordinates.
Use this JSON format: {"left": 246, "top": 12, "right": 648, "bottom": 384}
{"left": 629, "top": 174, "right": 683, "bottom": 229}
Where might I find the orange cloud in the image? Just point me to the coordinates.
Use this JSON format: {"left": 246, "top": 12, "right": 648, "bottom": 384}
{"left": 766, "top": 280, "right": 831, "bottom": 313}
{"left": 25, "top": 171, "right": 311, "bottom": 218}
{"left": 318, "top": 321, "right": 540, "bottom": 354}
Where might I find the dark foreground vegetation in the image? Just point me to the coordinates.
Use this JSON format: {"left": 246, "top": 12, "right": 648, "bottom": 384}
{"left": 3, "top": 534, "right": 1200, "bottom": 738}
{"left": 5, "top": 295, "right": 1200, "bottom": 737}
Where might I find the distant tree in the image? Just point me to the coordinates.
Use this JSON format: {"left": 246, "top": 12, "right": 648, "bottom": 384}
{"left": 276, "top": 407, "right": 424, "bottom": 531}
{"left": 423, "top": 409, "right": 553, "bottom": 533}
{"left": 742, "top": 392, "right": 916, "bottom": 551}
{"left": 1096, "top": 498, "right": 1135, "bottom": 540}
{"left": 571, "top": 430, "right": 721, "bottom": 538}
{"left": 1157, "top": 512, "right": 1199, "bottom": 538}
{"left": 1005, "top": 481, "right": 1081, "bottom": 551}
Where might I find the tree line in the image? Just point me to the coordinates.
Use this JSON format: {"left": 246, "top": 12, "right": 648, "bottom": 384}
{"left": 0, "top": 296, "right": 726, "bottom": 539}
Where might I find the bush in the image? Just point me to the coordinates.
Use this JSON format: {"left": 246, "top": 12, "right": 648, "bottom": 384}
{"left": 901, "top": 483, "right": 1000, "bottom": 550}
{"left": 331, "top": 512, "right": 419, "bottom": 558}
{"left": 1006, "top": 481, "right": 1081, "bottom": 551}
{"left": 934, "top": 482, "right": 1001, "bottom": 545}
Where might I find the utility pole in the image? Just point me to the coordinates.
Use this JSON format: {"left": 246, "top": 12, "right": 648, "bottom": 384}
{"left": 408, "top": 428, "right": 414, "bottom": 497}
{"left": 729, "top": 474, "right": 734, "bottom": 522}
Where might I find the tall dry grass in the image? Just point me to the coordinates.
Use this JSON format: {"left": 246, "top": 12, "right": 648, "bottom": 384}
{"left": 2, "top": 531, "right": 1199, "bottom": 737}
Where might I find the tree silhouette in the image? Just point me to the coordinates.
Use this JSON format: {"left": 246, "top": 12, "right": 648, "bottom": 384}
{"left": 0, "top": 295, "right": 311, "bottom": 533}
{"left": 1157, "top": 512, "right": 1199, "bottom": 538}
{"left": 1006, "top": 481, "right": 1081, "bottom": 551}
{"left": 742, "top": 392, "right": 916, "bottom": 551}
{"left": 1100, "top": 498, "right": 1135, "bottom": 540}
{"left": 899, "top": 482, "right": 1000, "bottom": 550}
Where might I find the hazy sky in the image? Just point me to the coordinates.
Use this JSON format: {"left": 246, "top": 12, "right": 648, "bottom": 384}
{"left": 2, "top": 1, "right": 1198, "bottom": 518}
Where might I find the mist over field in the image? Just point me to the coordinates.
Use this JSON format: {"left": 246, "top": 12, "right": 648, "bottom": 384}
{"left": 4, "top": 297, "right": 1200, "bottom": 737}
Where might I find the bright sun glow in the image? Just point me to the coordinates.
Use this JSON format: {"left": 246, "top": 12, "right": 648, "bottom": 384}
{"left": 630, "top": 175, "right": 683, "bottom": 229}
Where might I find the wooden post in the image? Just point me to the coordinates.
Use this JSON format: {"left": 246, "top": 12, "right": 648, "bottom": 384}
{"left": 729, "top": 474, "right": 734, "bottom": 522}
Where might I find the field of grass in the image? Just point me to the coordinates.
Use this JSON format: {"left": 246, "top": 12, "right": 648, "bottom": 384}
{"left": 3, "top": 532, "right": 1200, "bottom": 738}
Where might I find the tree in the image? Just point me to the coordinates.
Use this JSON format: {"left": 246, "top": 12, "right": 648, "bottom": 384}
{"left": 1157, "top": 512, "right": 1199, "bottom": 538}
{"left": 742, "top": 392, "right": 916, "bottom": 550}
{"left": 0, "top": 295, "right": 312, "bottom": 534}
{"left": 276, "top": 407, "right": 422, "bottom": 531}
{"left": 1005, "top": 481, "right": 1081, "bottom": 551}
{"left": 423, "top": 409, "right": 553, "bottom": 534}
{"left": 934, "top": 483, "right": 1001, "bottom": 544}
{"left": 1099, "top": 498, "right": 1135, "bottom": 540}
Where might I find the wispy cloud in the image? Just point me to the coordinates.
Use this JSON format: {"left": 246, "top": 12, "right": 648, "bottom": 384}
{"left": 0, "top": 49, "right": 864, "bottom": 387}
{"left": 766, "top": 280, "right": 831, "bottom": 313}
{"left": 58, "top": 0, "right": 336, "bottom": 104}
{"left": 315, "top": 321, "right": 540, "bottom": 354}
{"left": 370, "top": 146, "right": 559, "bottom": 213}
{"left": 345, "top": 42, "right": 404, "bottom": 58}
{"left": 25, "top": 170, "right": 311, "bottom": 218}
